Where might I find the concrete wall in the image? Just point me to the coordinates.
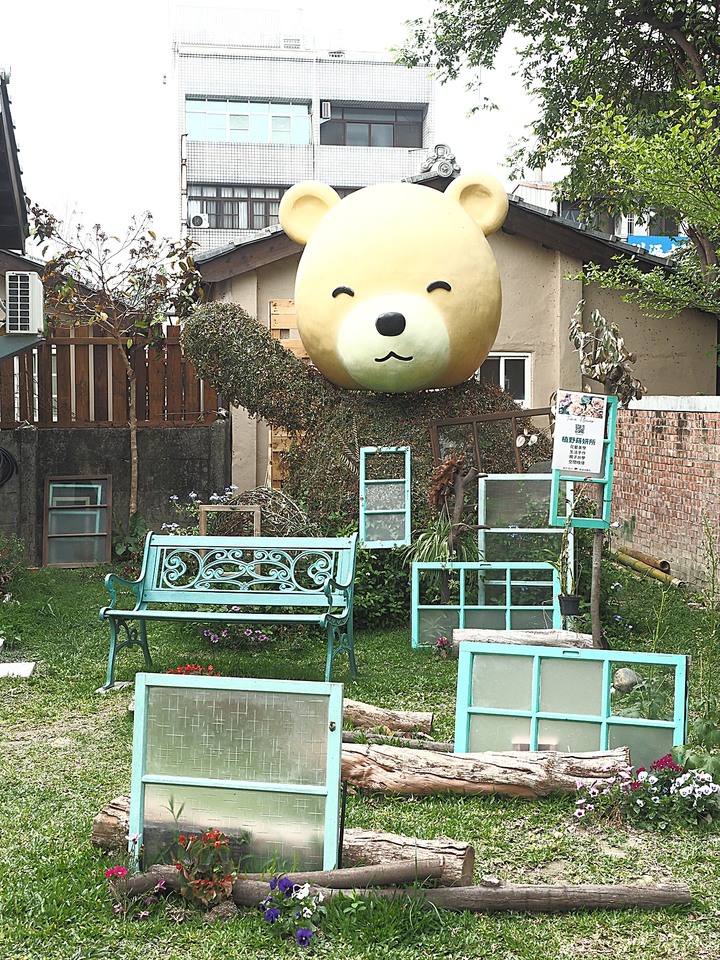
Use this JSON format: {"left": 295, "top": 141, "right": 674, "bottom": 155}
{"left": 0, "top": 422, "right": 231, "bottom": 565}
{"left": 612, "top": 397, "right": 720, "bottom": 588}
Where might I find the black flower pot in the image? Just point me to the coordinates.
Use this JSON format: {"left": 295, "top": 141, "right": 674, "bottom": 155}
{"left": 558, "top": 594, "right": 581, "bottom": 617}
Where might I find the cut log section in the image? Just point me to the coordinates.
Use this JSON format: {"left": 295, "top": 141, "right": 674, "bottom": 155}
{"left": 342, "top": 828, "right": 474, "bottom": 887}
{"left": 344, "top": 698, "right": 434, "bottom": 735}
{"left": 91, "top": 799, "right": 474, "bottom": 886}
{"left": 341, "top": 744, "right": 631, "bottom": 798}
{"left": 342, "top": 731, "right": 453, "bottom": 752}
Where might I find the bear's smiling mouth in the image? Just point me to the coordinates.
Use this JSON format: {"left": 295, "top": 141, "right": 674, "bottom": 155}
{"left": 375, "top": 351, "right": 413, "bottom": 363}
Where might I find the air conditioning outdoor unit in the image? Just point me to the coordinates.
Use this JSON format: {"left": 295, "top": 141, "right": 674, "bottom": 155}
{"left": 320, "top": 100, "right": 332, "bottom": 119}
{"left": 189, "top": 213, "right": 210, "bottom": 229}
{"left": 4, "top": 271, "right": 44, "bottom": 335}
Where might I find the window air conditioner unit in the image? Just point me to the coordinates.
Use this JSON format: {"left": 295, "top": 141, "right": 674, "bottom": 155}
{"left": 4, "top": 271, "right": 44, "bottom": 335}
{"left": 320, "top": 100, "right": 332, "bottom": 119}
{"left": 189, "top": 213, "right": 210, "bottom": 229}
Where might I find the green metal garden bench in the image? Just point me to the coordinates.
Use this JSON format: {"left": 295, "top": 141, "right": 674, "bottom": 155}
{"left": 99, "top": 531, "right": 358, "bottom": 689}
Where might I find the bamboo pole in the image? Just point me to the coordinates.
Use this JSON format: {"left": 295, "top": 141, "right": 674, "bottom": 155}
{"left": 614, "top": 551, "right": 684, "bottom": 587}
{"left": 619, "top": 547, "right": 671, "bottom": 574}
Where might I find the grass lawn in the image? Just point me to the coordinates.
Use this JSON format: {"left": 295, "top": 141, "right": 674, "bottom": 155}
{"left": 1, "top": 562, "right": 719, "bottom": 960}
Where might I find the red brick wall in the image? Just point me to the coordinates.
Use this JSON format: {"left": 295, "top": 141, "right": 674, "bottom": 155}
{"left": 612, "top": 403, "right": 720, "bottom": 588}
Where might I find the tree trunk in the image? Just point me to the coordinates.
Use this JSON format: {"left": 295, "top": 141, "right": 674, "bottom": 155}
{"left": 343, "top": 698, "right": 434, "bottom": 735}
{"left": 116, "top": 344, "right": 138, "bottom": 517}
{"left": 341, "top": 744, "right": 630, "bottom": 798}
{"left": 454, "top": 628, "right": 594, "bottom": 649}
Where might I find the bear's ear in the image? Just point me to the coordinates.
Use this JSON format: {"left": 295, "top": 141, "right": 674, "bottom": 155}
{"left": 279, "top": 181, "right": 341, "bottom": 246}
{"left": 445, "top": 174, "right": 509, "bottom": 237}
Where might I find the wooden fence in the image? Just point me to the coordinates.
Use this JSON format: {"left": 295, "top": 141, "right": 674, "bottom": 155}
{"left": 0, "top": 325, "right": 219, "bottom": 427}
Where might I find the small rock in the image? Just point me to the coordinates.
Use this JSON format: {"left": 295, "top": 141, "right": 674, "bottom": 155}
{"left": 480, "top": 875, "right": 502, "bottom": 887}
{"left": 204, "top": 899, "right": 239, "bottom": 923}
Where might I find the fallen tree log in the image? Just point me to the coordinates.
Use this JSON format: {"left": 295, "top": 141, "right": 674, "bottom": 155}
{"left": 342, "top": 828, "right": 474, "bottom": 886}
{"left": 341, "top": 744, "right": 630, "bottom": 797}
{"left": 91, "top": 800, "right": 473, "bottom": 886}
{"left": 343, "top": 699, "right": 433, "bottom": 735}
{"left": 453, "top": 629, "right": 594, "bottom": 649}
{"left": 115, "top": 867, "right": 691, "bottom": 914}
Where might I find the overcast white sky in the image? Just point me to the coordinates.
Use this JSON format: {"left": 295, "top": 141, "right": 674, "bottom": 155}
{"left": 2, "top": 0, "right": 537, "bottom": 244}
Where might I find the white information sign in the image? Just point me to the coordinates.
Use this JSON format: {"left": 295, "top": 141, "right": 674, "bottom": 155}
{"left": 551, "top": 390, "right": 608, "bottom": 475}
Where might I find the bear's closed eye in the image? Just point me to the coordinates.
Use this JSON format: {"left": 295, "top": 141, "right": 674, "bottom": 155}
{"left": 332, "top": 286, "right": 355, "bottom": 298}
{"left": 427, "top": 280, "right": 452, "bottom": 293}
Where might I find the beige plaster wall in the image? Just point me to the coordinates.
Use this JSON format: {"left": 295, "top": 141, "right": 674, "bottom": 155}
{"left": 489, "top": 231, "right": 584, "bottom": 406}
{"left": 582, "top": 285, "right": 716, "bottom": 397}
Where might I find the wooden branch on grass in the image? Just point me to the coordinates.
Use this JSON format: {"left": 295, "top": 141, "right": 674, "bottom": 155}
{"left": 115, "top": 866, "right": 691, "bottom": 913}
{"left": 342, "top": 731, "right": 453, "bottom": 752}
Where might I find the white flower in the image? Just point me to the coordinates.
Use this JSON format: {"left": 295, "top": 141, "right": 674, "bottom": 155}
{"left": 293, "top": 883, "right": 311, "bottom": 901}
{"left": 651, "top": 797, "right": 660, "bottom": 804}
{"left": 189, "top": 491, "right": 198, "bottom": 499}
{"left": 302, "top": 906, "right": 313, "bottom": 918}
{"left": 635, "top": 799, "right": 645, "bottom": 807}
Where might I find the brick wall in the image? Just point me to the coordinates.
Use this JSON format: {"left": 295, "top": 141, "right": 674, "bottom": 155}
{"left": 612, "top": 398, "right": 720, "bottom": 588}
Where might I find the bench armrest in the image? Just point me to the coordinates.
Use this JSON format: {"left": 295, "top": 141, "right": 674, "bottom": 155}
{"left": 323, "top": 575, "right": 354, "bottom": 607}
{"left": 101, "top": 572, "right": 144, "bottom": 613}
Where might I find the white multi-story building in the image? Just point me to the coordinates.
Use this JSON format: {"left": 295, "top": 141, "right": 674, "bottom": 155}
{"left": 173, "top": 7, "right": 436, "bottom": 250}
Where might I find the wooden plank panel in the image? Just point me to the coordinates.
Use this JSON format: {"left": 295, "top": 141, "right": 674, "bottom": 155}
{"left": 183, "top": 358, "right": 201, "bottom": 421}
{"left": 52, "top": 333, "right": 73, "bottom": 426}
{"left": 17, "top": 351, "right": 32, "bottom": 423}
{"left": 92, "top": 325, "right": 109, "bottom": 423}
{"left": 72, "top": 327, "right": 91, "bottom": 425}
{"left": 36, "top": 341, "right": 54, "bottom": 426}
{"left": 147, "top": 343, "right": 166, "bottom": 423}
{"left": 202, "top": 380, "right": 218, "bottom": 420}
{"left": 166, "top": 327, "right": 183, "bottom": 422}
{"left": 0, "top": 357, "right": 15, "bottom": 425}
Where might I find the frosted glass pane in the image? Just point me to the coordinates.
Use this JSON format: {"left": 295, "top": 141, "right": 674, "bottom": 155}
{"left": 472, "top": 653, "right": 533, "bottom": 709}
{"left": 484, "top": 478, "right": 551, "bottom": 527}
{"left": 538, "top": 719, "right": 601, "bottom": 752}
{"left": 48, "top": 507, "right": 106, "bottom": 535}
{"left": 144, "top": 688, "right": 328, "bottom": 785}
{"left": 142, "top": 783, "right": 325, "bottom": 872}
{"left": 468, "top": 714, "right": 531, "bottom": 752}
{"left": 539, "top": 659, "right": 603, "bottom": 715}
{"left": 365, "top": 483, "right": 405, "bottom": 510}
{"left": 365, "top": 513, "right": 406, "bottom": 542}
{"left": 510, "top": 609, "right": 554, "bottom": 629}
{"left": 608, "top": 724, "right": 675, "bottom": 770}
{"left": 464, "top": 608, "right": 506, "bottom": 629}
{"left": 417, "top": 608, "right": 458, "bottom": 646}
{"left": 46, "top": 535, "right": 106, "bottom": 564}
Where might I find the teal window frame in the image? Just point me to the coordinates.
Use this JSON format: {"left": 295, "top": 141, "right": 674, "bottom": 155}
{"left": 479, "top": 474, "right": 575, "bottom": 592}
{"left": 129, "top": 674, "right": 343, "bottom": 872}
{"left": 454, "top": 642, "right": 688, "bottom": 764}
{"left": 411, "top": 561, "right": 561, "bottom": 648}
{"left": 550, "top": 395, "right": 618, "bottom": 530}
{"left": 359, "top": 446, "right": 411, "bottom": 548}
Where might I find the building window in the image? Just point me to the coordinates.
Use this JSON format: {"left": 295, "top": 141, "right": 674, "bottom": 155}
{"left": 320, "top": 106, "right": 424, "bottom": 148}
{"left": 188, "top": 185, "right": 286, "bottom": 230}
{"left": 185, "top": 99, "right": 311, "bottom": 144}
{"left": 44, "top": 475, "right": 111, "bottom": 567}
{"left": 478, "top": 353, "right": 531, "bottom": 406}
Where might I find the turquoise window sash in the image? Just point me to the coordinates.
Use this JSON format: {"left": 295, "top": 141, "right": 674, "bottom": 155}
{"left": 359, "top": 446, "right": 411, "bottom": 548}
{"left": 454, "top": 642, "right": 688, "bottom": 757}
{"left": 129, "top": 674, "right": 343, "bottom": 871}
{"left": 411, "top": 561, "right": 561, "bottom": 647}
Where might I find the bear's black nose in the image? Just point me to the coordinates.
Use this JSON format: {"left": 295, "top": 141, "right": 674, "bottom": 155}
{"left": 376, "top": 312, "right": 406, "bottom": 337}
